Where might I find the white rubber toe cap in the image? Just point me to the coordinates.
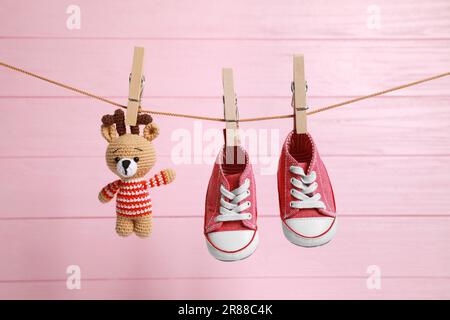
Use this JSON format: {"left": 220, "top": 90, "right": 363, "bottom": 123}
{"left": 206, "top": 230, "right": 259, "bottom": 261}
{"left": 285, "top": 217, "right": 335, "bottom": 237}
{"left": 282, "top": 217, "right": 337, "bottom": 247}
{"left": 207, "top": 230, "right": 256, "bottom": 252}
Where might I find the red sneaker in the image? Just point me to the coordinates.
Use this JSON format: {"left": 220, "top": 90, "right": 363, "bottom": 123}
{"left": 204, "top": 146, "right": 259, "bottom": 261}
{"left": 278, "top": 131, "right": 337, "bottom": 247}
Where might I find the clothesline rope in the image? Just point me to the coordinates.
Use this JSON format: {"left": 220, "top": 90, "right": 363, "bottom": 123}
{"left": 0, "top": 61, "right": 448, "bottom": 122}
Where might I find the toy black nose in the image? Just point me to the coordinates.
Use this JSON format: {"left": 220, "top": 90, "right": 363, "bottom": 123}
{"left": 122, "top": 160, "right": 131, "bottom": 169}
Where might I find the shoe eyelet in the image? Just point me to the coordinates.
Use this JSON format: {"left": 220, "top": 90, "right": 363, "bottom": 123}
{"left": 289, "top": 202, "right": 293, "bottom": 208}
{"left": 247, "top": 213, "right": 252, "bottom": 219}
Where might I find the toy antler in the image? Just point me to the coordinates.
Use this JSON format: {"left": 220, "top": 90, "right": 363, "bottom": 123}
{"left": 101, "top": 109, "right": 154, "bottom": 142}
{"left": 102, "top": 109, "right": 127, "bottom": 136}
{"left": 130, "top": 113, "right": 153, "bottom": 135}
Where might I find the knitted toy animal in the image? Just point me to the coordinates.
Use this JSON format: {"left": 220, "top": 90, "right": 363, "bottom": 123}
{"left": 98, "top": 109, "right": 175, "bottom": 238}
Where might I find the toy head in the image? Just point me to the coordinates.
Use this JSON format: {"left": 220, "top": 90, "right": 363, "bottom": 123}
{"left": 101, "top": 109, "right": 159, "bottom": 179}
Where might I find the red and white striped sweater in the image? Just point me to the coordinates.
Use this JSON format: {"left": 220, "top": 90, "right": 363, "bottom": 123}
{"left": 100, "top": 171, "right": 169, "bottom": 217}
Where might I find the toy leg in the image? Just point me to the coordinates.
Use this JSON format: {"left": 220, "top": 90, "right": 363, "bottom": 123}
{"left": 116, "top": 215, "right": 134, "bottom": 237}
{"left": 134, "top": 215, "right": 152, "bottom": 238}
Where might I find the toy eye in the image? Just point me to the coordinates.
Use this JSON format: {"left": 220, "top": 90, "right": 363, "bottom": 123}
{"left": 114, "top": 157, "right": 120, "bottom": 163}
{"left": 133, "top": 157, "right": 140, "bottom": 163}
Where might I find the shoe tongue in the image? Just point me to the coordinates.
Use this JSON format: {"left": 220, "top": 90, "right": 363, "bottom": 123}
{"left": 225, "top": 173, "right": 241, "bottom": 190}
{"left": 295, "top": 161, "right": 309, "bottom": 172}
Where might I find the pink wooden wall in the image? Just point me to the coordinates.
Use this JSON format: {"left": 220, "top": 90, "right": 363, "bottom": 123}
{"left": 0, "top": 0, "right": 449, "bottom": 299}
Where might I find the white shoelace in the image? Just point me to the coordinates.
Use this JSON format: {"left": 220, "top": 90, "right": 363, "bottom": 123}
{"left": 289, "top": 166, "right": 326, "bottom": 210}
{"left": 216, "top": 178, "right": 252, "bottom": 222}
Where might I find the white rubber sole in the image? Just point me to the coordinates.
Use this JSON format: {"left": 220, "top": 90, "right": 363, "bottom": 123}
{"left": 206, "top": 231, "right": 259, "bottom": 261}
{"left": 282, "top": 219, "right": 337, "bottom": 247}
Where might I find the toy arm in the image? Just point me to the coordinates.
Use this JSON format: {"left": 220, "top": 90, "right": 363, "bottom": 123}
{"left": 98, "top": 180, "right": 120, "bottom": 203}
{"left": 148, "top": 169, "right": 176, "bottom": 188}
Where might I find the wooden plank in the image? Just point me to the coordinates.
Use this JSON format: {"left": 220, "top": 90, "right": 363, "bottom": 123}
{"left": 0, "top": 40, "right": 449, "bottom": 98}
{"left": 1, "top": 277, "right": 449, "bottom": 299}
{"left": 0, "top": 217, "right": 449, "bottom": 283}
{"left": 1, "top": 0, "right": 449, "bottom": 39}
{"left": 0, "top": 97, "right": 449, "bottom": 158}
{"left": 0, "top": 155, "right": 449, "bottom": 218}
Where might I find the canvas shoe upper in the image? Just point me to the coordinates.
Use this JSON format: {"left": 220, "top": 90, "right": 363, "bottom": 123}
{"left": 204, "top": 146, "right": 258, "bottom": 261}
{"left": 277, "top": 131, "right": 337, "bottom": 246}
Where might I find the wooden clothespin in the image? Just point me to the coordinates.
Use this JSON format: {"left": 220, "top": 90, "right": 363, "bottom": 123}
{"left": 292, "top": 54, "right": 307, "bottom": 134}
{"left": 125, "top": 47, "right": 145, "bottom": 126}
{"left": 222, "top": 68, "right": 240, "bottom": 147}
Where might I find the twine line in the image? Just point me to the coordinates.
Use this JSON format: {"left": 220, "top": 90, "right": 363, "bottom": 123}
{"left": 1, "top": 61, "right": 448, "bottom": 123}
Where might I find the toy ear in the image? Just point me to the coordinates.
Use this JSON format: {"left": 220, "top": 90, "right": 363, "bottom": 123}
{"left": 101, "top": 124, "right": 117, "bottom": 143}
{"left": 143, "top": 123, "right": 159, "bottom": 142}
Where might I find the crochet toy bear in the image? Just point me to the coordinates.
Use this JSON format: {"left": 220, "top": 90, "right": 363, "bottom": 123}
{"left": 98, "top": 109, "right": 175, "bottom": 238}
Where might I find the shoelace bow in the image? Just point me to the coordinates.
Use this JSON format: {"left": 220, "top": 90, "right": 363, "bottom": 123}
{"left": 216, "top": 178, "right": 252, "bottom": 222}
{"left": 289, "top": 166, "right": 326, "bottom": 210}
